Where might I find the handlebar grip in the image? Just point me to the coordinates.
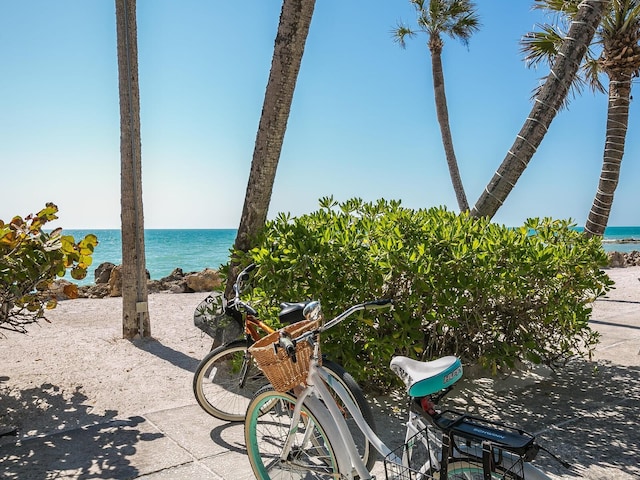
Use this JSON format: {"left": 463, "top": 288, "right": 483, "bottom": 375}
{"left": 275, "top": 334, "right": 297, "bottom": 363}
{"left": 364, "top": 299, "right": 393, "bottom": 309}
{"left": 238, "top": 263, "right": 258, "bottom": 283}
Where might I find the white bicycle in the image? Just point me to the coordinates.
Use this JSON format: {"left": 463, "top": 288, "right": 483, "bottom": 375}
{"left": 244, "top": 299, "right": 567, "bottom": 479}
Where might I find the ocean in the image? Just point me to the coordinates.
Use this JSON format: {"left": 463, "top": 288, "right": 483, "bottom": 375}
{"left": 62, "top": 226, "right": 640, "bottom": 286}
{"left": 64, "top": 229, "right": 237, "bottom": 286}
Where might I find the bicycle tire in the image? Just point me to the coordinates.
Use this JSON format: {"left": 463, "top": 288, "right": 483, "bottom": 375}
{"left": 437, "top": 459, "right": 524, "bottom": 480}
{"left": 193, "top": 339, "right": 264, "bottom": 421}
{"left": 245, "top": 389, "right": 349, "bottom": 479}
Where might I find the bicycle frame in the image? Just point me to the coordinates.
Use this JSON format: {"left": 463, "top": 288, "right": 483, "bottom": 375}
{"left": 256, "top": 299, "right": 555, "bottom": 479}
{"left": 284, "top": 357, "right": 553, "bottom": 480}
{"left": 274, "top": 332, "right": 552, "bottom": 479}
{"left": 244, "top": 314, "right": 275, "bottom": 341}
{"left": 285, "top": 358, "right": 379, "bottom": 479}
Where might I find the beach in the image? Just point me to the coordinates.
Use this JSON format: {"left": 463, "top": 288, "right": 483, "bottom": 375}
{"left": 0, "top": 266, "right": 639, "bottom": 479}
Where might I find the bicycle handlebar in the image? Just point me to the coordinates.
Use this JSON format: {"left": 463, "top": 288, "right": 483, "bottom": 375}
{"left": 363, "top": 298, "right": 393, "bottom": 309}
{"left": 273, "top": 299, "right": 393, "bottom": 361}
{"left": 228, "top": 263, "right": 258, "bottom": 316}
{"left": 320, "top": 299, "right": 393, "bottom": 333}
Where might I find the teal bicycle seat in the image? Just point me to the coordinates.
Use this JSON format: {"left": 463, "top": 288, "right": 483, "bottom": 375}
{"left": 390, "top": 355, "right": 463, "bottom": 397}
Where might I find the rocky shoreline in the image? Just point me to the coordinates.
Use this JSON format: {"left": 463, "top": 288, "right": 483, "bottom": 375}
{"left": 48, "top": 263, "right": 222, "bottom": 300}
{"left": 607, "top": 250, "right": 640, "bottom": 267}
{"left": 47, "top": 250, "right": 639, "bottom": 301}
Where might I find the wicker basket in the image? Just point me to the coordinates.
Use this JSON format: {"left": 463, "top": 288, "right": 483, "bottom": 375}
{"left": 248, "top": 319, "right": 320, "bottom": 392}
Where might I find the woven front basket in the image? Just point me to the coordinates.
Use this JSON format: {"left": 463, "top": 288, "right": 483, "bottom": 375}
{"left": 249, "top": 319, "right": 320, "bottom": 392}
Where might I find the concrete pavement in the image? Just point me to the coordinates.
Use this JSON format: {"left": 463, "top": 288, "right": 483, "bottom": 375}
{"left": 1, "top": 291, "right": 639, "bottom": 479}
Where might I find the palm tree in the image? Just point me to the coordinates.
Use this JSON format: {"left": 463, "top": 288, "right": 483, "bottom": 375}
{"left": 470, "top": 0, "right": 611, "bottom": 220}
{"left": 226, "top": 0, "right": 316, "bottom": 296}
{"left": 522, "top": 0, "right": 640, "bottom": 237}
{"left": 393, "top": 0, "right": 480, "bottom": 212}
{"left": 115, "top": 0, "right": 150, "bottom": 339}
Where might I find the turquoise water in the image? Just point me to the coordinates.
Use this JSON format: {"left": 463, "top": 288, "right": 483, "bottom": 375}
{"left": 577, "top": 226, "right": 640, "bottom": 253}
{"left": 63, "top": 227, "right": 640, "bottom": 286}
{"left": 64, "top": 229, "right": 237, "bottom": 286}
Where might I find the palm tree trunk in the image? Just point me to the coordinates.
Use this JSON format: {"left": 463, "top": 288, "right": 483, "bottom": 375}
{"left": 115, "top": 0, "right": 150, "bottom": 339}
{"left": 584, "top": 72, "right": 632, "bottom": 237}
{"left": 430, "top": 41, "right": 469, "bottom": 212}
{"left": 470, "top": 0, "right": 610, "bottom": 220}
{"left": 226, "top": 0, "right": 315, "bottom": 296}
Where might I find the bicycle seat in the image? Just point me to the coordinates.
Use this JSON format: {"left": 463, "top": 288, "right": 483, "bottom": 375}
{"left": 390, "top": 355, "right": 462, "bottom": 397}
{"left": 278, "top": 301, "right": 311, "bottom": 324}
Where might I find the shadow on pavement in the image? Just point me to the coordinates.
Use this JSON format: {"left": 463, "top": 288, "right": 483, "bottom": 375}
{"left": 0, "top": 382, "right": 163, "bottom": 480}
{"left": 132, "top": 337, "right": 201, "bottom": 373}
{"left": 373, "top": 358, "right": 640, "bottom": 479}
{"left": 209, "top": 422, "right": 247, "bottom": 455}
{"left": 492, "top": 359, "right": 640, "bottom": 479}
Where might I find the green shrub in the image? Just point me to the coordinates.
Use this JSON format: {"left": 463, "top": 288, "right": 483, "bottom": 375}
{"left": 231, "top": 197, "right": 612, "bottom": 392}
{"left": 1, "top": 203, "right": 98, "bottom": 334}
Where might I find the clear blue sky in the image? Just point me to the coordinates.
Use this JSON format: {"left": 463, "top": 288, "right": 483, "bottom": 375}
{"left": 1, "top": 1, "right": 638, "bottom": 229}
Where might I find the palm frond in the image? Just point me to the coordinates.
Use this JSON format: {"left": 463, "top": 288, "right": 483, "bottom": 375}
{"left": 532, "top": 0, "right": 581, "bottom": 16}
{"left": 529, "top": 72, "right": 583, "bottom": 111}
{"left": 582, "top": 57, "right": 606, "bottom": 93}
{"left": 603, "top": 0, "right": 640, "bottom": 35}
{"left": 392, "top": 23, "right": 417, "bottom": 48}
{"left": 401, "top": 0, "right": 480, "bottom": 48}
{"left": 520, "top": 24, "right": 565, "bottom": 68}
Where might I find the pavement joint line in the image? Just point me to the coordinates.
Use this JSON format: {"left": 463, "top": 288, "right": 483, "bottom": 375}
{"left": 142, "top": 414, "right": 222, "bottom": 479}
{"left": 133, "top": 460, "right": 213, "bottom": 480}
{"left": 532, "top": 395, "right": 635, "bottom": 437}
{"left": 598, "top": 339, "right": 640, "bottom": 351}
{"left": 590, "top": 319, "right": 640, "bottom": 331}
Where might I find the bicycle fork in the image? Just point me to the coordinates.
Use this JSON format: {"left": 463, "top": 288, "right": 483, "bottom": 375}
{"left": 277, "top": 385, "right": 348, "bottom": 478}
{"left": 278, "top": 373, "right": 377, "bottom": 479}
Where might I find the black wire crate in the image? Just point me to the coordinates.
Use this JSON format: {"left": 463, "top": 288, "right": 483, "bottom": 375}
{"left": 383, "top": 429, "right": 440, "bottom": 480}
{"left": 444, "top": 434, "right": 525, "bottom": 479}
{"left": 384, "top": 427, "right": 527, "bottom": 480}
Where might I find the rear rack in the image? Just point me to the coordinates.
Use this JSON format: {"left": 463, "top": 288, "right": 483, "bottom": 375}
{"left": 384, "top": 408, "right": 539, "bottom": 480}
{"left": 384, "top": 425, "right": 529, "bottom": 480}
{"left": 434, "top": 409, "right": 539, "bottom": 461}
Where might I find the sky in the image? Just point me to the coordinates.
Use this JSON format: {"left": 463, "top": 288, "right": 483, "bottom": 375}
{"left": 1, "top": 1, "right": 638, "bottom": 230}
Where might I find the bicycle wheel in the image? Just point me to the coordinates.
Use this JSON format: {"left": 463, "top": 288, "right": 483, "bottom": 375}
{"left": 321, "top": 359, "right": 377, "bottom": 471}
{"left": 245, "top": 389, "right": 346, "bottom": 479}
{"left": 438, "top": 459, "right": 524, "bottom": 480}
{"left": 193, "top": 339, "right": 265, "bottom": 421}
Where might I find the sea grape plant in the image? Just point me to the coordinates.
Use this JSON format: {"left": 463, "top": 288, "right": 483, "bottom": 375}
{"left": 0, "top": 203, "right": 98, "bottom": 334}
{"left": 230, "top": 197, "right": 613, "bottom": 392}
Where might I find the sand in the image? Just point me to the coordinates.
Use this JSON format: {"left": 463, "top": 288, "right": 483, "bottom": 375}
{"left": 0, "top": 291, "right": 213, "bottom": 444}
{"left": 0, "top": 267, "right": 638, "bottom": 447}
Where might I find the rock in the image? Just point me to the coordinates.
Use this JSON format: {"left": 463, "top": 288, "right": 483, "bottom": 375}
{"left": 107, "top": 265, "right": 151, "bottom": 297}
{"left": 628, "top": 250, "right": 640, "bottom": 266}
{"left": 63, "top": 266, "right": 222, "bottom": 300}
{"left": 606, "top": 250, "right": 640, "bottom": 268}
{"left": 147, "top": 280, "right": 165, "bottom": 294}
{"left": 162, "top": 268, "right": 185, "bottom": 282}
{"left": 109, "top": 265, "right": 122, "bottom": 297}
{"left": 78, "top": 283, "right": 110, "bottom": 299}
{"left": 95, "top": 262, "right": 116, "bottom": 284}
{"left": 46, "top": 279, "right": 78, "bottom": 300}
{"left": 185, "top": 268, "right": 222, "bottom": 292}
{"left": 169, "top": 283, "right": 189, "bottom": 294}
